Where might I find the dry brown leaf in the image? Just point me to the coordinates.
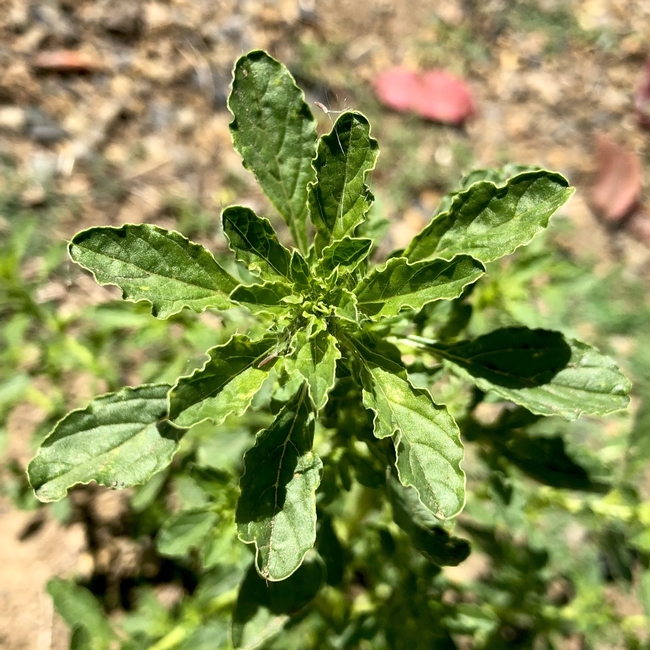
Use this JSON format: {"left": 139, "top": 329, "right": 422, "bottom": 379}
{"left": 590, "top": 133, "right": 643, "bottom": 225}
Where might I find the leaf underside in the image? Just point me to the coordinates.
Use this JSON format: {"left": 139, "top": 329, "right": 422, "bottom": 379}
{"left": 69, "top": 224, "right": 237, "bottom": 319}
{"left": 28, "top": 384, "right": 178, "bottom": 502}
{"left": 236, "top": 384, "right": 322, "bottom": 581}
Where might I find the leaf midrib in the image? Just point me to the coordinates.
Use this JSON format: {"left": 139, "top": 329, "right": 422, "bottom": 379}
{"left": 225, "top": 215, "right": 289, "bottom": 280}
{"left": 75, "top": 232, "right": 228, "bottom": 295}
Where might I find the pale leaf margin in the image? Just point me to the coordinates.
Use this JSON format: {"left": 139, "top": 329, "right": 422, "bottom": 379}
{"left": 69, "top": 224, "right": 238, "bottom": 319}
{"left": 28, "top": 384, "right": 180, "bottom": 502}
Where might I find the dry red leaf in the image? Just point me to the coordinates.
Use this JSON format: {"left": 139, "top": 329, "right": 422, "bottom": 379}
{"left": 32, "top": 50, "right": 102, "bottom": 73}
{"left": 636, "top": 59, "right": 650, "bottom": 129}
{"left": 373, "top": 67, "right": 475, "bottom": 125}
{"left": 590, "top": 134, "right": 643, "bottom": 225}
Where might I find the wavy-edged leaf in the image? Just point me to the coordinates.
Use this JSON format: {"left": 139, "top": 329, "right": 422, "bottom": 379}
{"left": 388, "top": 475, "right": 470, "bottom": 566}
{"left": 435, "top": 164, "right": 541, "bottom": 216}
{"left": 309, "top": 111, "right": 379, "bottom": 253}
{"left": 333, "top": 288, "right": 359, "bottom": 323}
{"left": 232, "top": 556, "right": 323, "bottom": 649}
{"left": 289, "top": 250, "right": 311, "bottom": 287}
{"left": 28, "top": 384, "right": 178, "bottom": 503}
{"left": 69, "top": 224, "right": 237, "bottom": 318}
{"left": 285, "top": 330, "right": 341, "bottom": 411}
{"left": 229, "top": 50, "right": 317, "bottom": 252}
{"left": 230, "top": 280, "right": 294, "bottom": 316}
{"left": 169, "top": 335, "right": 277, "bottom": 428}
{"left": 223, "top": 206, "right": 292, "bottom": 281}
{"left": 354, "top": 255, "right": 484, "bottom": 319}
{"left": 405, "top": 170, "right": 574, "bottom": 264}
{"left": 354, "top": 336, "right": 465, "bottom": 519}
{"left": 236, "top": 384, "right": 322, "bottom": 580}
{"left": 418, "top": 327, "right": 631, "bottom": 420}
{"left": 315, "top": 236, "right": 372, "bottom": 277}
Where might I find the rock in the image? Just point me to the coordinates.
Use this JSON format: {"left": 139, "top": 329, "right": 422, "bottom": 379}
{"left": 66, "top": 100, "right": 126, "bottom": 162}
{"left": 26, "top": 107, "right": 69, "bottom": 143}
{"left": 104, "top": 5, "right": 144, "bottom": 38}
{"left": 176, "top": 107, "right": 197, "bottom": 134}
{"left": 0, "top": 106, "right": 26, "bottom": 133}
{"left": 30, "top": 124, "right": 68, "bottom": 143}
{"left": 0, "top": 62, "right": 40, "bottom": 103}
{"left": 21, "top": 186, "right": 47, "bottom": 207}
{"left": 8, "top": 1, "right": 30, "bottom": 32}
{"left": 33, "top": 3, "right": 79, "bottom": 45}
{"left": 28, "top": 151, "right": 59, "bottom": 182}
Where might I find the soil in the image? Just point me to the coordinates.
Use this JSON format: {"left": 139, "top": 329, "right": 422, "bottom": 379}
{"left": 1, "top": 0, "right": 650, "bottom": 647}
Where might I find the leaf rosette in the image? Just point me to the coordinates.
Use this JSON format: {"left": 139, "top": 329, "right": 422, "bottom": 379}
{"left": 28, "top": 49, "right": 631, "bottom": 629}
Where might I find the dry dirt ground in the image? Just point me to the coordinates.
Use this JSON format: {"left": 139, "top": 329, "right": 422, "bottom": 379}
{"left": 1, "top": 0, "right": 650, "bottom": 648}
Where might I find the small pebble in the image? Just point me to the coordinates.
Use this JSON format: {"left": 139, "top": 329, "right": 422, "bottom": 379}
{"left": 0, "top": 106, "right": 26, "bottom": 133}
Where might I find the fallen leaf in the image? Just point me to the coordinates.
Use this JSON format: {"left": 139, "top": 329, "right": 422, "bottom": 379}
{"left": 32, "top": 50, "right": 102, "bottom": 73}
{"left": 373, "top": 67, "right": 421, "bottom": 113}
{"left": 373, "top": 67, "right": 475, "bottom": 125}
{"left": 590, "top": 133, "right": 643, "bottom": 225}
{"left": 636, "top": 59, "right": 650, "bottom": 129}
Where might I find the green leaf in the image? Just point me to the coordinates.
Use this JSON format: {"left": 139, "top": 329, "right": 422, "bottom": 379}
{"left": 222, "top": 206, "right": 292, "bottom": 281}
{"left": 230, "top": 280, "right": 294, "bottom": 316}
{"left": 435, "top": 164, "right": 542, "bottom": 216}
{"left": 232, "top": 556, "right": 323, "bottom": 649}
{"left": 354, "top": 256, "right": 484, "bottom": 319}
{"left": 229, "top": 50, "right": 317, "bottom": 252}
{"left": 354, "top": 336, "right": 465, "bottom": 519}
{"left": 316, "top": 516, "right": 345, "bottom": 586}
{"left": 289, "top": 250, "right": 311, "bottom": 287}
{"left": 236, "top": 384, "right": 322, "bottom": 580}
{"left": 333, "top": 288, "right": 360, "bottom": 324}
{"left": 388, "top": 476, "right": 470, "bottom": 566}
{"left": 285, "top": 330, "right": 341, "bottom": 411}
{"left": 501, "top": 433, "right": 609, "bottom": 492}
{"left": 315, "top": 236, "right": 372, "bottom": 276}
{"left": 157, "top": 508, "right": 219, "bottom": 558}
{"left": 47, "top": 578, "right": 115, "bottom": 646}
{"left": 28, "top": 384, "right": 179, "bottom": 503}
{"left": 69, "top": 627, "right": 94, "bottom": 650}
{"left": 69, "top": 224, "right": 237, "bottom": 318}
{"left": 169, "top": 335, "right": 277, "bottom": 428}
{"left": 418, "top": 327, "right": 631, "bottom": 419}
{"left": 309, "top": 111, "right": 379, "bottom": 253}
{"left": 404, "top": 170, "right": 574, "bottom": 264}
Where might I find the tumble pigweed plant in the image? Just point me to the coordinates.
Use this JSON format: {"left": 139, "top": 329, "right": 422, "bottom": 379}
{"left": 28, "top": 50, "right": 630, "bottom": 599}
